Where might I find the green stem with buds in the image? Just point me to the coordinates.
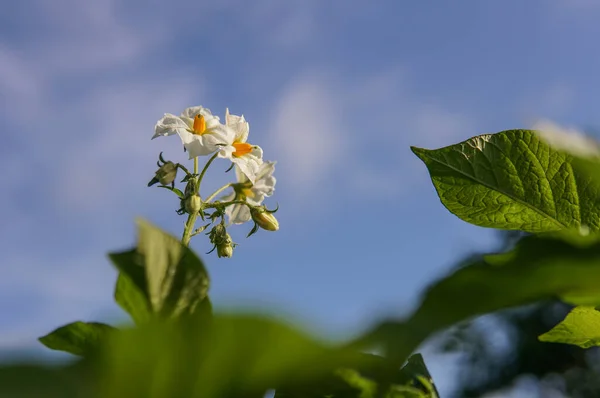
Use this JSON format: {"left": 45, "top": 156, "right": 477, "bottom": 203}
{"left": 181, "top": 157, "right": 200, "bottom": 246}
{"left": 204, "top": 200, "right": 250, "bottom": 209}
{"left": 205, "top": 183, "right": 234, "bottom": 203}
{"left": 182, "top": 211, "right": 197, "bottom": 246}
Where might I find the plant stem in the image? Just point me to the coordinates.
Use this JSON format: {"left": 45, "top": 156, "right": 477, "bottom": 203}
{"left": 205, "top": 183, "right": 234, "bottom": 203}
{"left": 177, "top": 163, "right": 191, "bottom": 175}
{"left": 197, "top": 152, "right": 219, "bottom": 198}
{"left": 181, "top": 157, "right": 200, "bottom": 246}
{"left": 181, "top": 211, "right": 197, "bottom": 247}
{"left": 204, "top": 199, "right": 249, "bottom": 209}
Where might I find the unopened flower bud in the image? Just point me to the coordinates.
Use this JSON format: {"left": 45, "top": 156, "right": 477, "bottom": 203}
{"left": 148, "top": 161, "right": 178, "bottom": 186}
{"left": 184, "top": 194, "right": 201, "bottom": 214}
{"left": 208, "top": 224, "right": 235, "bottom": 258}
{"left": 217, "top": 234, "right": 234, "bottom": 258}
{"left": 250, "top": 207, "right": 279, "bottom": 231}
{"left": 209, "top": 223, "right": 227, "bottom": 241}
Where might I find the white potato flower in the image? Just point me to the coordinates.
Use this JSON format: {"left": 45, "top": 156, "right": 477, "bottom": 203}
{"left": 217, "top": 108, "right": 263, "bottom": 183}
{"left": 221, "top": 161, "right": 276, "bottom": 225}
{"left": 153, "top": 106, "right": 234, "bottom": 158}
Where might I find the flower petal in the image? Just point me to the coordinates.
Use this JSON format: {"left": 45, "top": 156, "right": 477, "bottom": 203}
{"left": 217, "top": 144, "right": 236, "bottom": 159}
{"left": 234, "top": 164, "right": 249, "bottom": 184}
{"left": 185, "top": 135, "right": 223, "bottom": 158}
{"left": 252, "top": 161, "right": 276, "bottom": 197}
{"left": 221, "top": 190, "right": 251, "bottom": 224}
{"left": 219, "top": 191, "right": 236, "bottom": 202}
{"left": 153, "top": 114, "right": 190, "bottom": 139}
{"left": 181, "top": 106, "right": 217, "bottom": 120}
{"left": 225, "top": 108, "right": 242, "bottom": 125}
{"left": 231, "top": 148, "right": 263, "bottom": 183}
{"left": 229, "top": 203, "right": 251, "bottom": 224}
{"left": 181, "top": 124, "right": 235, "bottom": 158}
{"left": 253, "top": 175, "right": 276, "bottom": 197}
{"left": 247, "top": 193, "right": 265, "bottom": 206}
{"left": 225, "top": 110, "right": 250, "bottom": 143}
{"left": 250, "top": 145, "right": 263, "bottom": 160}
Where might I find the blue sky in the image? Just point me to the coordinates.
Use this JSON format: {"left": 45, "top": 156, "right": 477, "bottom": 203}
{"left": 2, "top": 0, "right": 600, "bottom": 395}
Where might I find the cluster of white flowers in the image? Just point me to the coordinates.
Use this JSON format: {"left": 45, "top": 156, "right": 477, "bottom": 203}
{"left": 152, "top": 106, "right": 276, "bottom": 229}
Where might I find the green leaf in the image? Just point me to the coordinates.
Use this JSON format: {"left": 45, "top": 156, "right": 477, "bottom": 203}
{"left": 398, "top": 354, "right": 439, "bottom": 398}
{"left": 109, "top": 218, "right": 210, "bottom": 319}
{"left": 357, "top": 231, "right": 600, "bottom": 370}
{"left": 113, "top": 271, "right": 151, "bottom": 324}
{"left": 539, "top": 306, "right": 600, "bottom": 348}
{"left": 91, "top": 314, "right": 365, "bottom": 398}
{"left": 533, "top": 125, "right": 600, "bottom": 183}
{"left": 29, "top": 317, "right": 436, "bottom": 398}
{"left": 411, "top": 129, "right": 600, "bottom": 233}
{"left": 414, "top": 232, "right": 600, "bottom": 330}
{"left": 273, "top": 353, "right": 437, "bottom": 398}
{"left": 38, "top": 321, "right": 115, "bottom": 356}
{"left": 157, "top": 184, "right": 184, "bottom": 198}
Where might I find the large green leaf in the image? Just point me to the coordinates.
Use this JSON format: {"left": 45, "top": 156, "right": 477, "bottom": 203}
{"left": 17, "top": 315, "right": 394, "bottom": 398}
{"left": 109, "top": 218, "right": 210, "bottom": 320}
{"left": 353, "top": 231, "right": 600, "bottom": 371}
{"left": 90, "top": 314, "right": 366, "bottom": 398}
{"left": 38, "top": 321, "right": 116, "bottom": 356}
{"left": 411, "top": 129, "right": 600, "bottom": 233}
{"left": 411, "top": 231, "right": 600, "bottom": 332}
{"left": 539, "top": 306, "right": 600, "bottom": 348}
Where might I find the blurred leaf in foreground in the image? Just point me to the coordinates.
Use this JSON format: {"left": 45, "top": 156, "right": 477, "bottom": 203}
{"left": 38, "top": 321, "right": 116, "bottom": 356}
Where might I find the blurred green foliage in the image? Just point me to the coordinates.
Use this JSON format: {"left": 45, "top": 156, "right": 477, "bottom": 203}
{"left": 6, "top": 129, "right": 600, "bottom": 397}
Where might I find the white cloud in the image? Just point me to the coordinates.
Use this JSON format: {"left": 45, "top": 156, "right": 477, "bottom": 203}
{"left": 269, "top": 74, "right": 346, "bottom": 195}
{"left": 0, "top": 0, "right": 210, "bottom": 215}
{"left": 344, "top": 102, "right": 476, "bottom": 199}
{"left": 267, "top": 66, "right": 477, "bottom": 200}
{"left": 0, "top": 0, "right": 207, "bottom": 351}
{"left": 0, "top": 250, "right": 120, "bottom": 351}
{"left": 0, "top": 0, "right": 481, "bottom": 359}
{"left": 53, "top": 77, "right": 205, "bottom": 212}
{"left": 20, "top": 0, "right": 154, "bottom": 74}
{"left": 344, "top": 65, "right": 476, "bottom": 148}
{"left": 346, "top": 67, "right": 477, "bottom": 195}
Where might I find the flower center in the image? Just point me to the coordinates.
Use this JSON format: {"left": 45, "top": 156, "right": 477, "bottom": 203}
{"left": 233, "top": 142, "right": 253, "bottom": 157}
{"left": 241, "top": 187, "right": 255, "bottom": 198}
{"left": 192, "top": 115, "right": 206, "bottom": 135}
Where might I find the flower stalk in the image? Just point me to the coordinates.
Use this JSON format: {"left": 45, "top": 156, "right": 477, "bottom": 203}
{"left": 181, "top": 157, "right": 200, "bottom": 246}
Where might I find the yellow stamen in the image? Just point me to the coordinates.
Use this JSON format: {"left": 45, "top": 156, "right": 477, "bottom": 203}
{"left": 241, "top": 188, "right": 255, "bottom": 199}
{"left": 192, "top": 114, "right": 206, "bottom": 135}
{"left": 233, "top": 142, "right": 253, "bottom": 157}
